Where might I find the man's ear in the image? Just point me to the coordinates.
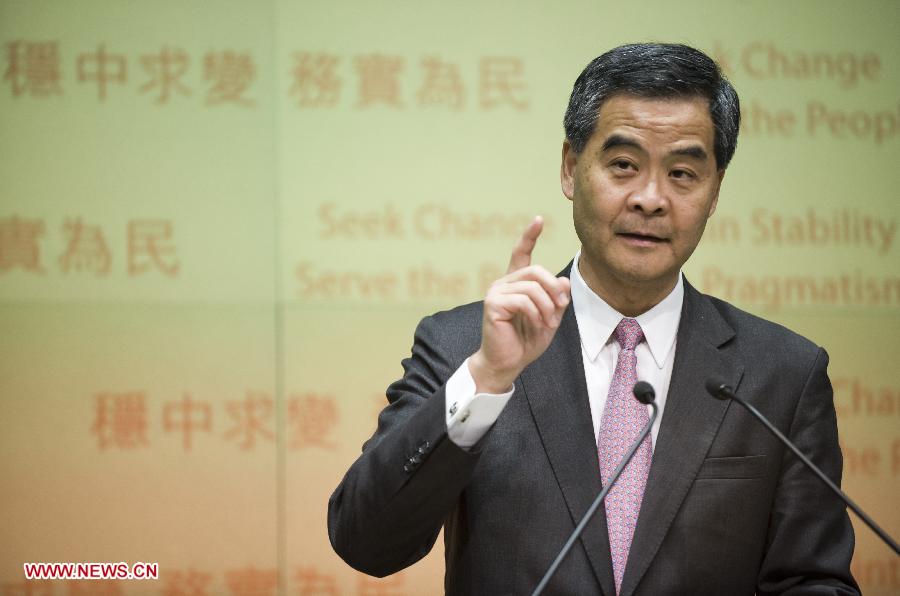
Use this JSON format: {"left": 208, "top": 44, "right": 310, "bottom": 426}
{"left": 560, "top": 139, "right": 577, "bottom": 200}
{"left": 708, "top": 169, "right": 726, "bottom": 217}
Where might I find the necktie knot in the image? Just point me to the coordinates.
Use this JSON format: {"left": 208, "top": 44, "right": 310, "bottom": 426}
{"left": 614, "top": 318, "right": 644, "bottom": 351}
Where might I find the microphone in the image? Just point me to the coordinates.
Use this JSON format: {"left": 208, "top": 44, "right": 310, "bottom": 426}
{"left": 633, "top": 380, "right": 655, "bottom": 405}
{"left": 705, "top": 378, "right": 899, "bottom": 555}
{"left": 532, "top": 381, "right": 658, "bottom": 596}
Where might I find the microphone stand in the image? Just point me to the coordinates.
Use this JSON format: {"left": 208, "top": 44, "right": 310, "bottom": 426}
{"left": 706, "top": 380, "right": 899, "bottom": 556}
{"left": 532, "top": 394, "right": 658, "bottom": 595}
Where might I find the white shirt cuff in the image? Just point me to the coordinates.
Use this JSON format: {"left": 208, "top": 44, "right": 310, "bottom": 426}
{"left": 445, "top": 357, "right": 515, "bottom": 449}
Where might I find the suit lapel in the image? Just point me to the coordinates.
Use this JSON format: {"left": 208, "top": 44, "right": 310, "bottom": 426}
{"left": 619, "top": 279, "right": 744, "bottom": 596}
{"left": 520, "top": 301, "right": 617, "bottom": 596}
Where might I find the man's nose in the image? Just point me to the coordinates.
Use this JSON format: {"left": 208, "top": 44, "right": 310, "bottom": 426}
{"left": 627, "top": 175, "right": 668, "bottom": 214}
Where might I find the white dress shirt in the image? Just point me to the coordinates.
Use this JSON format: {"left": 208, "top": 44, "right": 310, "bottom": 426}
{"left": 446, "top": 251, "right": 684, "bottom": 449}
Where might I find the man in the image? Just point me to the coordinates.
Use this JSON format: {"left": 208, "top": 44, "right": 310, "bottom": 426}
{"left": 328, "top": 43, "right": 859, "bottom": 595}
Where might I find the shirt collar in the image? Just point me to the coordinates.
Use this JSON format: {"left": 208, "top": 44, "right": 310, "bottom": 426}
{"left": 570, "top": 250, "right": 683, "bottom": 369}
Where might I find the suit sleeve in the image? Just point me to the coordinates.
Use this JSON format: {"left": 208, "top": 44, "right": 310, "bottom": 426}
{"left": 327, "top": 312, "right": 486, "bottom": 577}
{"left": 757, "top": 348, "right": 860, "bottom": 595}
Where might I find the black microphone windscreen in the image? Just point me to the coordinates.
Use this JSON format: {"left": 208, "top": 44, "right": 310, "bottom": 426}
{"left": 705, "top": 378, "right": 731, "bottom": 399}
{"left": 632, "top": 381, "right": 656, "bottom": 404}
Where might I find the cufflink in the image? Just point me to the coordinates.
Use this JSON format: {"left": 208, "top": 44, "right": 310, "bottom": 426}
{"left": 459, "top": 410, "right": 470, "bottom": 423}
{"left": 449, "top": 402, "right": 458, "bottom": 416}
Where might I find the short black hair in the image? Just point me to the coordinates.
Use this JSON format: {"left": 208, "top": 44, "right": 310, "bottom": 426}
{"left": 564, "top": 43, "right": 740, "bottom": 169}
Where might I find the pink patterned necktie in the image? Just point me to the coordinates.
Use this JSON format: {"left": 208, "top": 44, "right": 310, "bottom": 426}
{"left": 597, "top": 317, "right": 651, "bottom": 594}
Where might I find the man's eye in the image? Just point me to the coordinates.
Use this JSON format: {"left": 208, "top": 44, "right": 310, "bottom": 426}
{"left": 612, "top": 160, "right": 634, "bottom": 170}
{"left": 671, "top": 169, "right": 695, "bottom": 180}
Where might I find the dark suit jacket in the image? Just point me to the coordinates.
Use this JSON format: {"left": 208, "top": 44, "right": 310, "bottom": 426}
{"left": 328, "top": 273, "right": 859, "bottom": 595}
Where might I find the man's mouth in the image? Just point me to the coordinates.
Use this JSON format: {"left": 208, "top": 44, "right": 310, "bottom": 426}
{"left": 617, "top": 231, "right": 668, "bottom": 243}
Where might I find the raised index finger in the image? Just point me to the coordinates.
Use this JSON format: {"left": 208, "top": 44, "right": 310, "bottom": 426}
{"left": 507, "top": 216, "right": 544, "bottom": 274}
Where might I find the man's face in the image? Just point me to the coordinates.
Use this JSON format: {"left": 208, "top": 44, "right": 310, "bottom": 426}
{"left": 561, "top": 94, "right": 724, "bottom": 299}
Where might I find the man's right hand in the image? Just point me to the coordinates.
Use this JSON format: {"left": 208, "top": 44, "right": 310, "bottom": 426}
{"left": 468, "top": 216, "right": 572, "bottom": 394}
